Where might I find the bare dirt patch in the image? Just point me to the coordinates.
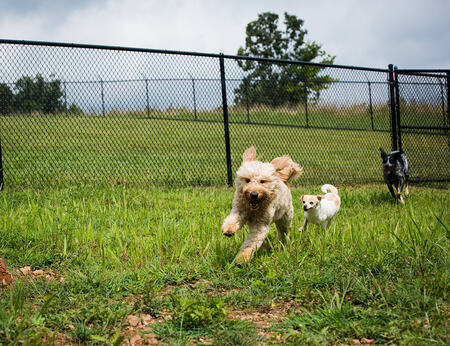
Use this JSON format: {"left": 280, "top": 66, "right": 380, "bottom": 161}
{"left": 17, "top": 265, "right": 65, "bottom": 283}
{"left": 0, "top": 260, "right": 65, "bottom": 291}
{"left": 227, "top": 300, "right": 304, "bottom": 341}
{"left": 122, "top": 313, "right": 170, "bottom": 345}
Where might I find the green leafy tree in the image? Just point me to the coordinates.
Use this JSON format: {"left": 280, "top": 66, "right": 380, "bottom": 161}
{"left": 235, "top": 12, "right": 336, "bottom": 107}
{"left": 14, "top": 74, "right": 64, "bottom": 114}
{"left": 0, "top": 83, "right": 14, "bottom": 114}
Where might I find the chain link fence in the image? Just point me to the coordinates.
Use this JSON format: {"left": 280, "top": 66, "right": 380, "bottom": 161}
{"left": 0, "top": 40, "right": 448, "bottom": 188}
{"left": 394, "top": 70, "right": 449, "bottom": 182}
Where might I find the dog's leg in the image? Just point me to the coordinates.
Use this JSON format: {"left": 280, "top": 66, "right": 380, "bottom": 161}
{"left": 326, "top": 217, "right": 334, "bottom": 229}
{"left": 222, "top": 211, "right": 245, "bottom": 237}
{"left": 275, "top": 216, "right": 291, "bottom": 244}
{"left": 299, "top": 219, "right": 308, "bottom": 232}
{"left": 387, "top": 184, "right": 396, "bottom": 201}
{"left": 397, "top": 182, "right": 405, "bottom": 204}
{"left": 235, "top": 223, "right": 270, "bottom": 265}
{"left": 405, "top": 180, "right": 410, "bottom": 197}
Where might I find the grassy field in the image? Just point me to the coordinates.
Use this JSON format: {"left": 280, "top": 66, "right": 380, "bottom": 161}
{"left": 0, "top": 183, "right": 448, "bottom": 344}
{"left": 1, "top": 109, "right": 448, "bottom": 188}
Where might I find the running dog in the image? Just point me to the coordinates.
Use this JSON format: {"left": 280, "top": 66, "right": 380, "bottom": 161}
{"left": 299, "top": 184, "right": 341, "bottom": 232}
{"left": 221, "top": 146, "right": 303, "bottom": 265}
{"left": 379, "top": 148, "right": 410, "bottom": 204}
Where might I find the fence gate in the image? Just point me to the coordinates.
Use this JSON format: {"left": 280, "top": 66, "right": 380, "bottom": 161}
{"left": 394, "top": 69, "right": 449, "bottom": 182}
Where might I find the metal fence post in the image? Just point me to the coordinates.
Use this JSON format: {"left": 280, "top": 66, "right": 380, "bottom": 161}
{"left": 445, "top": 72, "right": 450, "bottom": 129}
{"left": 394, "top": 67, "right": 402, "bottom": 151}
{"left": 63, "top": 80, "right": 68, "bottom": 116}
{"left": 368, "top": 81, "right": 374, "bottom": 130}
{"left": 439, "top": 79, "right": 446, "bottom": 127}
{"left": 245, "top": 82, "right": 250, "bottom": 124}
{"left": 303, "top": 79, "right": 309, "bottom": 128}
{"left": 446, "top": 72, "right": 450, "bottom": 151}
{"left": 100, "top": 78, "right": 105, "bottom": 116}
{"left": 0, "top": 133, "right": 3, "bottom": 191}
{"left": 190, "top": 75, "right": 197, "bottom": 120}
{"left": 145, "top": 78, "right": 150, "bottom": 117}
{"left": 305, "top": 93, "right": 309, "bottom": 128}
{"left": 388, "top": 64, "right": 398, "bottom": 151}
{"left": 219, "top": 54, "right": 233, "bottom": 187}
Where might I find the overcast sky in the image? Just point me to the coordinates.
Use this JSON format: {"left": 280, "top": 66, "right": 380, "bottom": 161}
{"left": 1, "top": 0, "right": 449, "bottom": 69}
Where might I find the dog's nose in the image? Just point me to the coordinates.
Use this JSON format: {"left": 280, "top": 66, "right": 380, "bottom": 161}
{"left": 250, "top": 191, "right": 258, "bottom": 199}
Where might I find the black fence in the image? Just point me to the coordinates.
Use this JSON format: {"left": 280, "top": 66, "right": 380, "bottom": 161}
{"left": 0, "top": 39, "right": 448, "bottom": 188}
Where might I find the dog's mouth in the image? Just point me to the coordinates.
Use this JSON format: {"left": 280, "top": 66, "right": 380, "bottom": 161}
{"left": 249, "top": 199, "right": 260, "bottom": 210}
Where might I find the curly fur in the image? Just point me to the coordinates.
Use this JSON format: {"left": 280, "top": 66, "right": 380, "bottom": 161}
{"left": 221, "top": 146, "right": 303, "bottom": 265}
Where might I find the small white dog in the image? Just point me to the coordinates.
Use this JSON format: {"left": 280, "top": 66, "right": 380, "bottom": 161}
{"left": 299, "top": 184, "right": 341, "bottom": 231}
{"left": 221, "top": 146, "right": 303, "bottom": 264}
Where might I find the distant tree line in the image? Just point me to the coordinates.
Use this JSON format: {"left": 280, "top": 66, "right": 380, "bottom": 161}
{"left": 0, "top": 74, "right": 81, "bottom": 115}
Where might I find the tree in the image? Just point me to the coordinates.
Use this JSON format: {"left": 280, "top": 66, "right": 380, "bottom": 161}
{"left": 0, "top": 83, "right": 14, "bottom": 114}
{"left": 14, "top": 74, "right": 64, "bottom": 114}
{"left": 235, "top": 12, "right": 336, "bottom": 107}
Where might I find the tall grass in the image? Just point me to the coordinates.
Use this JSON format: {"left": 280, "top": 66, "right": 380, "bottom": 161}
{"left": 0, "top": 183, "right": 448, "bottom": 344}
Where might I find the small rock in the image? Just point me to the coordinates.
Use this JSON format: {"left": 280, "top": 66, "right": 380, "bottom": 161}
{"left": 361, "top": 338, "right": 374, "bottom": 344}
{"left": 141, "top": 314, "right": 154, "bottom": 325}
{"left": 33, "top": 269, "right": 44, "bottom": 276}
{"left": 20, "top": 266, "right": 32, "bottom": 276}
{"left": 127, "top": 315, "right": 140, "bottom": 327}
{"left": 129, "top": 334, "right": 142, "bottom": 345}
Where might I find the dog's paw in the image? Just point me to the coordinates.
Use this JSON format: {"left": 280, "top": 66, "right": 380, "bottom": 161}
{"left": 235, "top": 249, "right": 252, "bottom": 265}
{"left": 222, "top": 223, "right": 239, "bottom": 237}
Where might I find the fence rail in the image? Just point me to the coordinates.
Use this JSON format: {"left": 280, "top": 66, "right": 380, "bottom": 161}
{"left": 0, "top": 39, "right": 448, "bottom": 189}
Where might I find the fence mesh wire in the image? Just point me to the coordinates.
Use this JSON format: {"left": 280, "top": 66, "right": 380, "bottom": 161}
{"left": 0, "top": 41, "right": 448, "bottom": 188}
{"left": 396, "top": 71, "right": 449, "bottom": 182}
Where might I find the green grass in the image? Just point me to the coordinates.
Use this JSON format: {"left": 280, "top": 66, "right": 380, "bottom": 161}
{"left": 1, "top": 109, "right": 448, "bottom": 188}
{"left": 0, "top": 183, "right": 448, "bottom": 344}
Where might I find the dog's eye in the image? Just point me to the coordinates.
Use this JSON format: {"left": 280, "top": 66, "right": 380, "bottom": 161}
{"left": 245, "top": 178, "right": 250, "bottom": 183}
{"left": 260, "top": 180, "right": 265, "bottom": 183}
{"left": 309, "top": 202, "right": 313, "bottom": 205}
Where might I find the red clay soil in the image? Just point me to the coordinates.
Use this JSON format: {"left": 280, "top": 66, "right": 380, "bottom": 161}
{"left": 0, "top": 257, "right": 13, "bottom": 289}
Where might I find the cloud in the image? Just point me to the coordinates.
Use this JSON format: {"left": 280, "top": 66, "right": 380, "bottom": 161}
{"left": 1, "top": 0, "right": 449, "bottom": 69}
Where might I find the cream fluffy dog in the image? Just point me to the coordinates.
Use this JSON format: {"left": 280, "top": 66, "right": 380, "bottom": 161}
{"left": 299, "top": 184, "right": 341, "bottom": 231}
{"left": 221, "top": 146, "right": 302, "bottom": 264}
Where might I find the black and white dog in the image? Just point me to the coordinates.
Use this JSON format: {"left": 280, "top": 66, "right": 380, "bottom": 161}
{"left": 379, "top": 148, "right": 410, "bottom": 204}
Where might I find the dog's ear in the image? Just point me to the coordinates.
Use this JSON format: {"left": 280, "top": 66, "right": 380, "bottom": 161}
{"left": 271, "top": 155, "right": 303, "bottom": 183}
{"left": 379, "top": 147, "right": 387, "bottom": 160}
{"left": 317, "top": 195, "right": 324, "bottom": 200}
{"left": 242, "top": 146, "right": 257, "bottom": 162}
{"left": 300, "top": 195, "right": 305, "bottom": 202}
{"left": 392, "top": 151, "right": 403, "bottom": 159}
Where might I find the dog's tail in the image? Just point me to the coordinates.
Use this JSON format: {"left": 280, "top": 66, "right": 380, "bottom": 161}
{"left": 321, "top": 184, "right": 338, "bottom": 195}
{"left": 271, "top": 156, "right": 303, "bottom": 184}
